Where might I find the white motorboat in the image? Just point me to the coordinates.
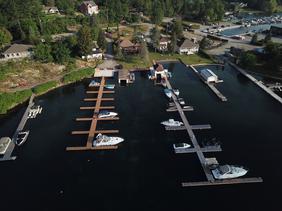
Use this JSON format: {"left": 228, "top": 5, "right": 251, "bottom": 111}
{"left": 89, "top": 80, "right": 100, "bottom": 87}
{"left": 161, "top": 119, "right": 183, "bottom": 127}
{"left": 178, "top": 98, "right": 185, "bottom": 105}
{"left": 15, "top": 131, "right": 30, "bottom": 146}
{"left": 212, "top": 165, "right": 248, "bottom": 180}
{"left": 93, "top": 133, "right": 124, "bottom": 147}
{"left": 105, "top": 84, "right": 115, "bottom": 89}
{"left": 173, "top": 89, "right": 180, "bottom": 96}
{"left": 173, "top": 143, "right": 191, "bottom": 150}
{"left": 164, "top": 89, "right": 172, "bottom": 98}
{"left": 98, "top": 111, "right": 118, "bottom": 118}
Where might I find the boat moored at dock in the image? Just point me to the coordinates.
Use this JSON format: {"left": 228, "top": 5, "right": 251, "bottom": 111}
{"left": 15, "top": 131, "right": 30, "bottom": 146}
{"left": 105, "top": 84, "right": 115, "bottom": 89}
{"left": 173, "top": 143, "right": 191, "bottom": 150}
{"left": 211, "top": 165, "right": 248, "bottom": 180}
{"left": 89, "top": 80, "right": 100, "bottom": 87}
{"left": 98, "top": 111, "right": 118, "bottom": 118}
{"left": 93, "top": 133, "right": 124, "bottom": 147}
{"left": 161, "top": 119, "right": 183, "bottom": 127}
{"left": 0, "top": 137, "right": 11, "bottom": 155}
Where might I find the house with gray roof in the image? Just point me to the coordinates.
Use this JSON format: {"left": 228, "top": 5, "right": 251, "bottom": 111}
{"left": 2, "top": 44, "right": 34, "bottom": 60}
{"left": 177, "top": 39, "right": 199, "bottom": 55}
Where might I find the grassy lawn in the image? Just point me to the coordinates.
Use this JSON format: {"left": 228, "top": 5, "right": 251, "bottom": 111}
{"left": 149, "top": 52, "right": 214, "bottom": 65}
{"left": 117, "top": 52, "right": 214, "bottom": 70}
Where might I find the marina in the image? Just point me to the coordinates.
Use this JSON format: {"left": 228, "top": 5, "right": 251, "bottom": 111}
{"left": 66, "top": 76, "right": 121, "bottom": 151}
{"left": 0, "top": 61, "right": 281, "bottom": 210}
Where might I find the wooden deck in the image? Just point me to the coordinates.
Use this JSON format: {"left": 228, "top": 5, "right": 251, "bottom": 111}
{"left": 67, "top": 77, "right": 120, "bottom": 151}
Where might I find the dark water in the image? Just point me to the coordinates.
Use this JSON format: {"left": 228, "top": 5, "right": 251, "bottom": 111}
{"left": 1, "top": 62, "right": 282, "bottom": 211}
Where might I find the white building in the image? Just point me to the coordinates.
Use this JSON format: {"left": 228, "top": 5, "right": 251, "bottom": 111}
{"left": 82, "top": 48, "right": 103, "bottom": 60}
{"left": 178, "top": 39, "right": 199, "bottom": 55}
{"left": 43, "top": 6, "right": 60, "bottom": 14}
{"left": 159, "top": 37, "right": 170, "bottom": 52}
{"left": 2, "top": 44, "right": 34, "bottom": 60}
{"left": 199, "top": 69, "right": 218, "bottom": 83}
{"left": 80, "top": 1, "right": 99, "bottom": 16}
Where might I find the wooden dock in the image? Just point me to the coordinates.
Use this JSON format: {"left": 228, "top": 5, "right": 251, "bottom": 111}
{"left": 66, "top": 77, "right": 120, "bottom": 151}
{"left": 166, "top": 106, "right": 194, "bottom": 112}
{"left": 165, "top": 124, "right": 211, "bottom": 131}
{"left": 0, "top": 94, "right": 35, "bottom": 162}
{"left": 182, "top": 177, "right": 263, "bottom": 187}
{"left": 165, "top": 78, "right": 263, "bottom": 186}
{"left": 190, "top": 65, "right": 227, "bottom": 102}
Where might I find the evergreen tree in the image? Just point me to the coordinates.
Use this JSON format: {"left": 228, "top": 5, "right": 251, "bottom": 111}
{"left": 151, "top": 0, "right": 164, "bottom": 25}
{"left": 251, "top": 33, "right": 258, "bottom": 45}
{"left": 173, "top": 18, "right": 183, "bottom": 39}
{"left": 0, "top": 27, "right": 12, "bottom": 49}
{"left": 169, "top": 32, "right": 177, "bottom": 53}
{"left": 52, "top": 42, "right": 71, "bottom": 64}
{"left": 77, "top": 26, "right": 92, "bottom": 56}
{"left": 97, "top": 30, "right": 106, "bottom": 50}
{"left": 34, "top": 43, "right": 53, "bottom": 63}
{"left": 140, "top": 40, "right": 149, "bottom": 63}
{"left": 150, "top": 25, "right": 160, "bottom": 51}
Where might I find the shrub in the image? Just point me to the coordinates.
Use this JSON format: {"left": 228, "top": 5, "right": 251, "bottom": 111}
{"left": 32, "top": 81, "right": 58, "bottom": 95}
{"left": 62, "top": 68, "right": 95, "bottom": 83}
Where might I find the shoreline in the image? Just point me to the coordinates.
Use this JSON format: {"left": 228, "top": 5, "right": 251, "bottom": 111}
{"left": 0, "top": 68, "right": 96, "bottom": 115}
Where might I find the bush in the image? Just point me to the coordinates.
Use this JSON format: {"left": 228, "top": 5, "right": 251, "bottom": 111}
{"left": 0, "top": 89, "right": 33, "bottom": 114}
{"left": 32, "top": 81, "right": 58, "bottom": 95}
{"left": 62, "top": 68, "right": 95, "bottom": 83}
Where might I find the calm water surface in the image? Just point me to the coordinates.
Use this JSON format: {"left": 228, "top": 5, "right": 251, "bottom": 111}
{"left": 0, "top": 62, "right": 282, "bottom": 211}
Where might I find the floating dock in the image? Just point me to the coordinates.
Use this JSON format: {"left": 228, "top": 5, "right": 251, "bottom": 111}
{"left": 190, "top": 65, "right": 227, "bottom": 102}
{"left": 165, "top": 78, "right": 263, "bottom": 186}
{"left": 0, "top": 94, "right": 35, "bottom": 162}
{"left": 66, "top": 77, "right": 119, "bottom": 151}
{"left": 229, "top": 62, "right": 282, "bottom": 105}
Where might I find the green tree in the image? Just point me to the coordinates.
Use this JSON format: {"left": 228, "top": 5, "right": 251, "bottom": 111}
{"left": 173, "top": 18, "right": 183, "bottom": 39}
{"left": 151, "top": 0, "right": 164, "bottom": 25}
{"left": 263, "top": 0, "right": 278, "bottom": 15}
{"left": 52, "top": 42, "right": 71, "bottom": 64}
{"left": 199, "top": 37, "right": 210, "bottom": 49}
{"left": 150, "top": 25, "right": 160, "bottom": 51}
{"left": 0, "top": 27, "right": 12, "bottom": 49}
{"left": 264, "top": 32, "right": 272, "bottom": 43}
{"left": 140, "top": 40, "right": 149, "bottom": 63}
{"left": 97, "top": 30, "right": 106, "bottom": 50}
{"left": 34, "top": 43, "right": 53, "bottom": 63}
{"left": 77, "top": 26, "right": 92, "bottom": 55}
{"left": 240, "top": 52, "right": 257, "bottom": 69}
{"left": 169, "top": 32, "right": 177, "bottom": 53}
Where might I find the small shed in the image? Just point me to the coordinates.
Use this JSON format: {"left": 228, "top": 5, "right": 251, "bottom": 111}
{"left": 199, "top": 69, "right": 218, "bottom": 83}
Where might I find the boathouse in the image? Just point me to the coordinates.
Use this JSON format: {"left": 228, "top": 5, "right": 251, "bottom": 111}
{"left": 199, "top": 69, "right": 218, "bottom": 83}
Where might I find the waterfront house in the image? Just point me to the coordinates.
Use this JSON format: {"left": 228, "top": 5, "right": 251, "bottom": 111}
{"left": 177, "top": 39, "right": 199, "bottom": 55}
{"left": 159, "top": 37, "right": 170, "bottom": 52}
{"left": 118, "top": 39, "right": 140, "bottom": 54}
{"left": 79, "top": 1, "right": 99, "bottom": 16}
{"left": 2, "top": 44, "right": 34, "bottom": 60}
{"left": 43, "top": 6, "right": 60, "bottom": 14}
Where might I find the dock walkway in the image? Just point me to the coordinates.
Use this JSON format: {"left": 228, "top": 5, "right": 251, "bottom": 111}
{"left": 190, "top": 65, "right": 227, "bottom": 102}
{"left": 0, "top": 94, "right": 35, "bottom": 162}
{"left": 66, "top": 77, "right": 119, "bottom": 151}
{"left": 229, "top": 62, "right": 282, "bottom": 105}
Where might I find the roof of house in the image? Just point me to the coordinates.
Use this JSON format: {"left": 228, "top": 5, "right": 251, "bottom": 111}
{"left": 3, "top": 44, "right": 34, "bottom": 54}
{"left": 160, "top": 37, "right": 170, "bottom": 43}
{"left": 179, "top": 39, "right": 198, "bottom": 49}
{"left": 82, "top": 1, "right": 97, "bottom": 6}
{"left": 119, "top": 39, "right": 135, "bottom": 48}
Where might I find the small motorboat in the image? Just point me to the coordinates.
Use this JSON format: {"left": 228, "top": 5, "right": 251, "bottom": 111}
{"left": 178, "top": 98, "right": 185, "bottom": 105}
{"left": 164, "top": 89, "right": 172, "bottom": 98}
{"left": 89, "top": 80, "right": 100, "bottom": 87}
{"left": 173, "top": 89, "right": 180, "bottom": 96}
{"left": 105, "top": 84, "right": 115, "bottom": 89}
{"left": 15, "top": 131, "right": 30, "bottom": 146}
{"left": 98, "top": 111, "right": 118, "bottom": 118}
{"left": 93, "top": 133, "right": 124, "bottom": 147}
{"left": 173, "top": 143, "right": 191, "bottom": 150}
{"left": 161, "top": 119, "right": 183, "bottom": 127}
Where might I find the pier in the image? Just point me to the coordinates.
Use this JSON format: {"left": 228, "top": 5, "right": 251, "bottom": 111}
{"left": 0, "top": 94, "right": 35, "bottom": 162}
{"left": 229, "top": 62, "right": 282, "bottom": 105}
{"left": 66, "top": 77, "right": 120, "bottom": 151}
{"left": 190, "top": 65, "right": 227, "bottom": 102}
{"left": 165, "top": 78, "right": 263, "bottom": 186}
